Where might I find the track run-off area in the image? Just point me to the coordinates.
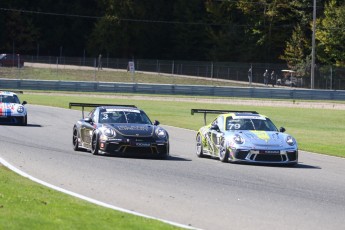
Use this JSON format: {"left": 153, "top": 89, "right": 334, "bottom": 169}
{"left": 1, "top": 104, "right": 345, "bottom": 230}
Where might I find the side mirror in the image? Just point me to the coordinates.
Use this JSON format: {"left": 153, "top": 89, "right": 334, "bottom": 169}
{"left": 279, "top": 127, "right": 286, "bottom": 133}
{"left": 210, "top": 124, "right": 220, "bottom": 131}
{"left": 22, "top": 101, "right": 27, "bottom": 105}
{"left": 84, "top": 117, "right": 92, "bottom": 123}
{"left": 153, "top": 120, "right": 160, "bottom": 126}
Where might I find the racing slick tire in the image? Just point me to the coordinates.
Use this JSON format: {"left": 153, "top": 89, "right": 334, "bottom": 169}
{"left": 91, "top": 133, "right": 99, "bottom": 155}
{"left": 72, "top": 127, "right": 81, "bottom": 151}
{"left": 20, "top": 115, "right": 27, "bottom": 126}
{"left": 158, "top": 152, "right": 169, "bottom": 159}
{"left": 219, "top": 139, "right": 229, "bottom": 163}
{"left": 157, "top": 144, "right": 169, "bottom": 159}
{"left": 196, "top": 133, "right": 204, "bottom": 158}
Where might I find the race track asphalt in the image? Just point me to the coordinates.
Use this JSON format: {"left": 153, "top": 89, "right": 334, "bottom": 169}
{"left": 1, "top": 105, "right": 345, "bottom": 230}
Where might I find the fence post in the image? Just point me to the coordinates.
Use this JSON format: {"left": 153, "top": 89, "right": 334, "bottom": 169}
{"left": 330, "top": 66, "right": 332, "bottom": 90}
{"left": 94, "top": 58, "right": 96, "bottom": 81}
{"left": 156, "top": 60, "right": 160, "bottom": 74}
{"left": 56, "top": 57, "right": 59, "bottom": 78}
{"left": 171, "top": 60, "right": 175, "bottom": 84}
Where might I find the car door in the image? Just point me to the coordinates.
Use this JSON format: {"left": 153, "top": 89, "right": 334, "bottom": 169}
{"left": 81, "top": 109, "right": 97, "bottom": 148}
{"left": 209, "top": 116, "right": 225, "bottom": 156}
{"left": 205, "top": 116, "right": 221, "bottom": 156}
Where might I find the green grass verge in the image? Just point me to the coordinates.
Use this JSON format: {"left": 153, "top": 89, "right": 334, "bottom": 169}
{"left": 21, "top": 92, "right": 345, "bottom": 158}
{"left": 0, "top": 66, "right": 251, "bottom": 87}
{"left": 0, "top": 166, "right": 182, "bottom": 230}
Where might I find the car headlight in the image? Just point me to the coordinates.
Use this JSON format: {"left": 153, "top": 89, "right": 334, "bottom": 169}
{"left": 286, "top": 136, "right": 295, "bottom": 146}
{"left": 233, "top": 134, "right": 244, "bottom": 144}
{"left": 156, "top": 128, "right": 167, "bottom": 139}
{"left": 104, "top": 128, "right": 116, "bottom": 137}
{"left": 17, "top": 106, "right": 25, "bottom": 113}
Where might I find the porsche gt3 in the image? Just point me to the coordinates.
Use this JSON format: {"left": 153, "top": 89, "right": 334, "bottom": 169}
{"left": 192, "top": 109, "right": 298, "bottom": 165}
{"left": 0, "top": 91, "right": 28, "bottom": 125}
{"left": 71, "top": 103, "right": 169, "bottom": 158}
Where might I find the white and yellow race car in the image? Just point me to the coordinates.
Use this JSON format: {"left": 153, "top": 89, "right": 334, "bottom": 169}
{"left": 192, "top": 109, "right": 298, "bottom": 165}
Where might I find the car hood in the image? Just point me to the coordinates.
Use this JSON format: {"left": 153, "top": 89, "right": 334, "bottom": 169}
{"left": 227, "top": 130, "right": 291, "bottom": 147}
{"left": 103, "top": 123, "right": 155, "bottom": 137}
{"left": 0, "top": 103, "right": 26, "bottom": 116}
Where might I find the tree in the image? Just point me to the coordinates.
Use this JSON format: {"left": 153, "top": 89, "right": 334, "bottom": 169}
{"left": 280, "top": 24, "right": 310, "bottom": 76}
{"left": 316, "top": 0, "right": 345, "bottom": 67}
{"left": 2, "top": 11, "right": 39, "bottom": 54}
{"left": 204, "top": 0, "right": 246, "bottom": 61}
{"left": 171, "top": 0, "right": 209, "bottom": 60}
{"left": 205, "top": 0, "right": 308, "bottom": 63}
{"left": 88, "top": 0, "right": 176, "bottom": 59}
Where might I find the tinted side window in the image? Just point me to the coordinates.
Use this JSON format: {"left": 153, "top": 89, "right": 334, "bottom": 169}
{"left": 217, "top": 116, "right": 224, "bottom": 131}
{"left": 87, "top": 109, "right": 97, "bottom": 122}
{"left": 139, "top": 111, "right": 152, "bottom": 124}
{"left": 92, "top": 109, "right": 100, "bottom": 122}
{"left": 13, "top": 95, "right": 21, "bottom": 103}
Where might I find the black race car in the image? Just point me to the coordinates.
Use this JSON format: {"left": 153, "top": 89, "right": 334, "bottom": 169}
{"left": 70, "top": 103, "right": 169, "bottom": 158}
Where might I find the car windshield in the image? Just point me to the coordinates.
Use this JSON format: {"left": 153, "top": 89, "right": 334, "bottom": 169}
{"left": 0, "top": 95, "right": 20, "bottom": 103}
{"left": 0, "top": 54, "right": 5, "bottom": 59}
{"left": 226, "top": 117, "right": 278, "bottom": 131}
{"left": 99, "top": 109, "right": 152, "bottom": 124}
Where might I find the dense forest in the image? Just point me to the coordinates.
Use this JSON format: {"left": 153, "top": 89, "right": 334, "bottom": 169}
{"left": 1, "top": 0, "right": 345, "bottom": 72}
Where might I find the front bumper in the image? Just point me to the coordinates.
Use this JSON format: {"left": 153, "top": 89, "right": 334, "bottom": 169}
{"left": 230, "top": 148, "right": 298, "bottom": 165}
{"left": 98, "top": 137, "right": 169, "bottom": 155}
{"left": 0, "top": 115, "right": 25, "bottom": 125}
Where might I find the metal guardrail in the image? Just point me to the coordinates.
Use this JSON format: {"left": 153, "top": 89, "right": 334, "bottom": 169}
{"left": 1, "top": 79, "right": 345, "bottom": 100}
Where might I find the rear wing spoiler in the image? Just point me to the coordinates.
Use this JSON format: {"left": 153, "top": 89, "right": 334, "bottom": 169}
{"left": 191, "top": 109, "right": 258, "bottom": 125}
{"left": 69, "top": 102, "right": 136, "bottom": 119}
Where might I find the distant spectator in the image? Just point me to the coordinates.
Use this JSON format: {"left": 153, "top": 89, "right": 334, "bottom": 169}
{"left": 270, "top": 70, "right": 275, "bottom": 87}
{"left": 98, "top": 54, "right": 102, "bottom": 70}
{"left": 263, "top": 69, "right": 269, "bottom": 86}
{"left": 248, "top": 67, "right": 252, "bottom": 85}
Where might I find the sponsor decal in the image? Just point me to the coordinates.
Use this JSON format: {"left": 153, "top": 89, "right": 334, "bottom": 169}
{"left": 106, "top": 108, "right": 140, "bottom": 113}
{"left": 259, "top": 150, "right": 280, "bottom": 154}
{"left": 135, "top": 142, "right": 151, "bottom": 147}
{"left": 117, "top": 125, "right": 149, "bottom": 131}
{"left": 250, "top": 131, "right": 270, "bottom": 143}
{"left": 233, "top": 115, "right": 266, "bottom": 120}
